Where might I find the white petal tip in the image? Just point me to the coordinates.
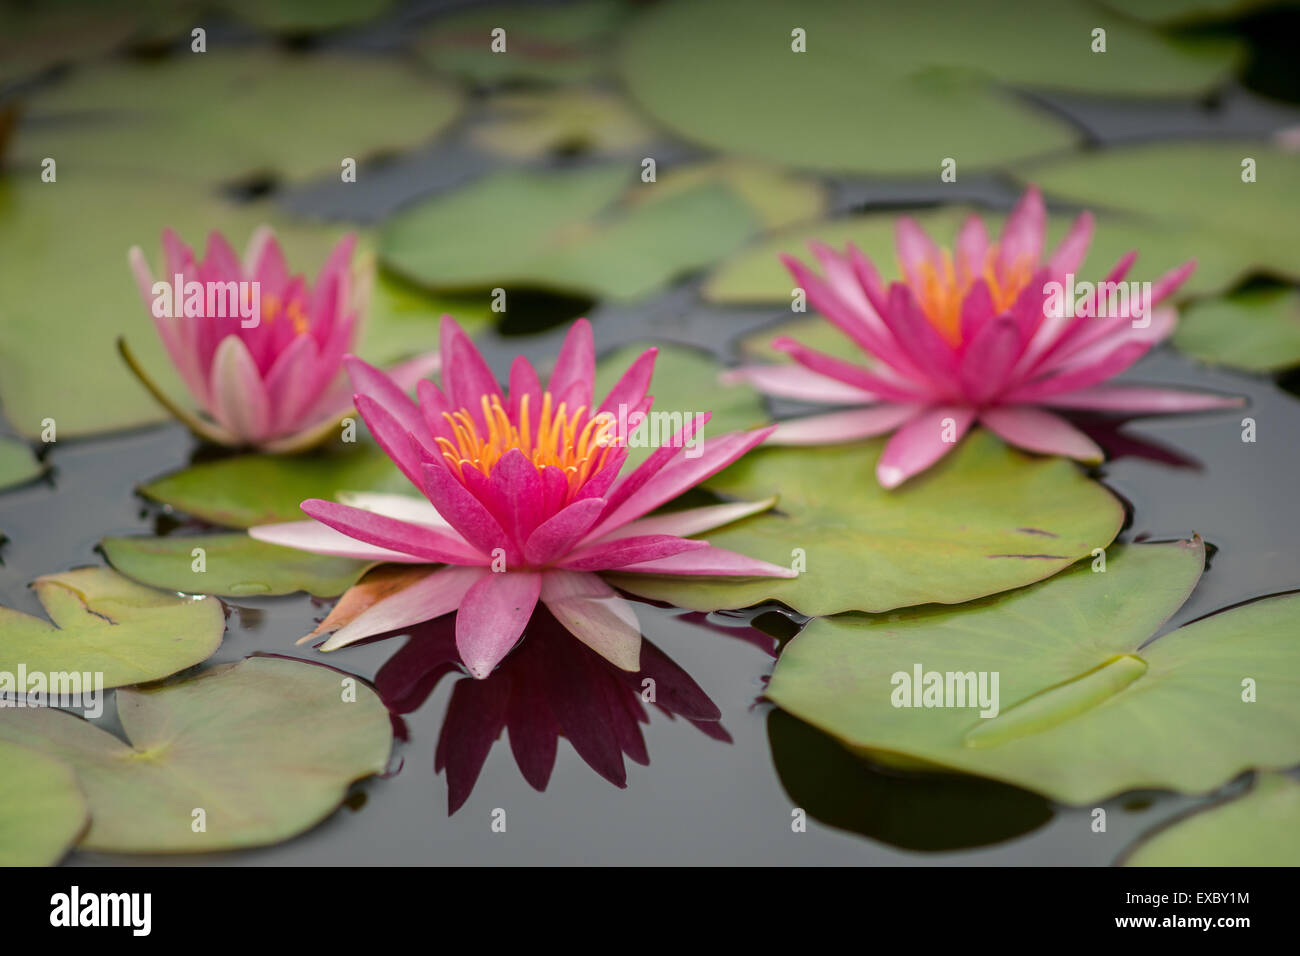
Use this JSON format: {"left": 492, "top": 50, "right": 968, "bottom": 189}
{"left": 877, "top": 465, "right": 905, "bottom": 489}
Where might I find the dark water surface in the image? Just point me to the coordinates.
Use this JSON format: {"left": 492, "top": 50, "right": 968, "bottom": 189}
{"left": 2, "top": 0, "right": 1299, "bottom": 866}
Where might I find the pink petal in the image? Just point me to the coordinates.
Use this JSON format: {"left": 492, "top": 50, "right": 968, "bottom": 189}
{"left": 593, "top": 496, "right": 776, "bottom": 540}
{"left": 420, "top": 462, "right": 515, "bottom": 561}
{"left": 1046, "top": 211, "right": 1094, "bottom": 279}
{"left": 558, "top": 535, "right": 710, "bottom": 572}
{"left": 129, "top": 245, "right": 208, "bottom": 406}
{"left": 597, "top": 346, "right": 657, "bottom": 416}
{"left": 598, "top": 410, "right": 711, "bottom": 519}
{"left": 540, "top": 570, "right": 642, "bottom": 671}
{"left": 523, "top": 497, "right": 606, "bottom": 567}
{"left": 954, "top": 215, "right": 990, "bottom": 285}
{"left": 876, "top": 406, "right": 975, "bottom": 488}
{"left": 958, "top": 316, "right": 1022, "bottom": 405}
{"left": 1039, "top": 385, "right": 1245, "bottom": 414}
{"left": 262, "top": 334, "right": 321, "bottom": 434}
{"left": 321, "top": 565, "right": 484, "bottom": 651}
{"left": 249, "top": 520, "right": 433, "bottom": 563}
{"left": 344, "top": 354, "right": 429, "bottom": 442}
{"left": 997, "top": 185, "right": 1046, "bottom": 275}
{"left": 774, "top": 336, "right": 928, "bottom": 402}
{"left": 456, "top": 570, "right": 542, "bottom": 678}
{"left": 979, "top": 406, "right": 1103, "bottom": 463}
{"left": 771, "top": 404, "right": 920, "bottom": 445}
{"left": 721, "top": 364, "right": 878, "bottom": 405}
{"left": 209, "top": 336, "right": 272, "bottom": 443}
{"left": 487, "top": 448, "right": 546, "bottom": 545}
{"left": 616, "top": 545, "right": 798, "bottom": 577}
{"left": 895, "top": 216, "right": 944, "bottom": 290}
{"left": 300, "top": 499, "right": 486, "bottom": 564}
{"left": 382, "top": 350, "right": 442, "bottom": 395}
{"left": 335, "top": 491, "right": 452, "bottom": 529}
{"left": 354, "top": 394, "right": 431, "bottom": 491}
{"left": 958, "top": 279, "right": 997, "bottom": 345}
{"left": 440, "top": 315, "right": 502, "bottom": 427}
{"left": 1008, "top": 340, "right": 1150, "bottom": 403}
{"left": 547, "top": 317, "right": 595, "bottom": 412}
{"left": 508, "top": 355, "right": 543, "bottom": 427}
{"left": 879, "top": 283, "right": 957, "bottom": 382}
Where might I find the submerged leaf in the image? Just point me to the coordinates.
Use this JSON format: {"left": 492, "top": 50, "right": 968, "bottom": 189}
{"left": 0, "top": 656, "right": 392, "bottom": 852}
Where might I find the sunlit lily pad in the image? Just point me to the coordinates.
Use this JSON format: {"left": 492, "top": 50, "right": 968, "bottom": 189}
{"left": 13, "top": 50, "right": 462, "bottom": 185}
{"left": 419, "top": 0, "right": 629, "bottom": 84}
{"left": 0, "top": 436, "right": 43, "bottom": 492}
{"left": 1123, "top": 773, "right": 1300, "bottom": 866}
{"left": 612, "top": 431, "right": 1124, "bottom": 616}
{"left": 0, "top": 656, "right": 392, "bottom": 852}
{"left": 470, "top": 88, "right": 658, "bottom": 159}
{"left": 1173, "top": 286, "right": 1300, "bottom": 372}
{"left": 0, "top": 741, "right": 87, "bottom": 866}
{"left": 380, "top": 163, "right": 761, "bottom": 301}
{"left": 766, "top": 539, "right": 1300, "bottom": 804}
{"left": 103, "top": 534, "right": 371, "bottom": 598}
{"left": 0, "top": 567, "right": 224, "bottom": 688}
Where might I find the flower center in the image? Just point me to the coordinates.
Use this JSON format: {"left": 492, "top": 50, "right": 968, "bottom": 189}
{"left": 911, "top": 248, "right": 1035, "bottom": 347}
{"left": 261, "top": 295, "right": 310, "bottom": 334}
{"left": 436, "top": 392, "right": 619, "bottom": 496}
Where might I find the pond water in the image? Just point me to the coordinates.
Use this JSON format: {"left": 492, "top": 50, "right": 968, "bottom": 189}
{"left": 2, "top": 0, "right": 1298, "bottom": 866}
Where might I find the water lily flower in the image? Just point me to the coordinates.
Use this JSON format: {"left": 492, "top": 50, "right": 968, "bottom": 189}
{"left": 250, "top": 317, "right": 794, "bottom": 677}
{"left": 122, "top": 227, "right": 440, "bottom": 453}
{"left": 727, "top": 187, "right": 1243, "bottom": 488}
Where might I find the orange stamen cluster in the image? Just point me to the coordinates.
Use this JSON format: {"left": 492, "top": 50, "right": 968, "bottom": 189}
{"left": 261, "top": 295, "right": 311, "bottom": 334}
{"left": 911, "top": 247, "right": 1034, "bottom": 347}
{"left": 436, "top": 392, "right": 619, "bottom": 496}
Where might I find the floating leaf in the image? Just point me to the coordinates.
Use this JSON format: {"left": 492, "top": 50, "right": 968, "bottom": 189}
{"left": 612, "top": 431, "right": 1123, "bottom": 616}
{"left": 0, "top": 567, "right": 224, "bottom": 688}
{"left": 0, "top": 741, "right": 87, "bottom": 866}
{"left": 0, "top": 436, "right": 43, "bottom": 492}
{"left": 13, "top": 50, "right": 462, "bottom": 185}
{"left": 593, "top": 343, "right": 769, "bottom": 470}
{"left": 1018, "top": 142, "right": 1300, "bottom": 292}
{"left": 140, "top": 445, "right": 406, "bottom": 528}
{"left": 419, "top": 0, "right": 629, "bottom": 84}
{"left": 470, "top": 88, "right": 658, "bottom": 159}
{"left": 0, "top": 656, "right": 392, "bottom": 852}
{"left": 766, "top": 539, "right": 1300, "bottom": 804}
{"left": 1174, "top": 286, "right": 1300, "bottom": 372}
{"left": 102, "top": 534, "right": 371, "bottom": 598}
{"left": 1123, "top": 773, "right": 1300, "bottom": 866}
{"left": 631, "top": 160, "right": 826, "bottom": 231}
{"left": 380, "top": 164, "right": 761, "bottom": 301}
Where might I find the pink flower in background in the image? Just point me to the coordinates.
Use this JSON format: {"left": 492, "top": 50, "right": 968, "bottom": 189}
{"left": 727, "top": 186, "right": 1242, "bottom": 488}
{"left": 250, "top": 317, "right": 793, "bottom": 678}
{"left": 122, "top": 227, "right": 439, "bottom": 453}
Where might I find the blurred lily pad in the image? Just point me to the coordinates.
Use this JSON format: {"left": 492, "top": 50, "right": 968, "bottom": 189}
{"left": 593, "top": 343, "right": 770, "bottom": 470}
{"left": 767, "top": 539, "right": 1300, "bottom": 804}
{"left": 103, "top": 534, "right": 371, "bottom": 598}
{"left": 612, "top": 430, "right": 1124, "bottom": 616}
{"left": 0, "top": 656, "right": 392, "bottom": 852}
{"left": 0, "top": 741, "right": 87, "bottom": 866}
{"left": 419, "top": 0, "right": 629, "bottom": 84}
{"left": 0, "top": 436, "right": 43, "bottom": 492}
{"left": 635, "top": 161, "right": 826, "bottom": 231}
{"left": 1123, "top": 773, "right": 1300, "bottom": 866}
{"left": 0, "top": 567, "right": 224, "bottom": 688}
{"left": 220, "top": 0, "right": 394, "bottom": 33}
{"left": 380, "top": 163, "right": 761, "bottom": 301}
{"left": 140, "top": 445, "right": 405, "bottom": 528}
{"left": 471, "top": 87, "right": 658, "bottom": 159}
{"left": 1173, "top": 286, "right": 1300, "bottom": 372}
{"left": 13, "top": 50, "right": 462, "bottom": 185}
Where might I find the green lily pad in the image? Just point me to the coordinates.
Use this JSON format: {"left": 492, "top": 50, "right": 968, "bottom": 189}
{"left": 766, "top": 539, "right": 1300, "bottom": 804}
{"left": 634, "top": 161, "right": 827, "bottom": 232}
{"left": 0, "top": 567, "right": 224, "bottom": 688}
{"left": 0, "top": 436, "right": 43, "bottom": 492}
{"left": 1123, "top": 773, "right": 1300, "bottom": 866}
{"left": 361, "top": 269, "right": 495, "bottom": 367}
{"left": 594, "top": 342, "right": 770, "bottom": 471}
{"left": 1173, "top": 286, "right": 1300, "bottom": 372}
{"left": 1019, "top": 142, "right": 1300, "bottom": 291}
{"left": 140, "top": 445, "right": 406, "bottom": 528}
{"left": 419, "top": 0, "right": 630, "bottom": 84}
{"left": 0, "top": 656, "right": 392, "bottom": 853}
{"left": 705, "top": 203, "right": 1254, "bottom": 305}
{"left": 380, "top": 163, "right": 762, "bottom": 301}
{"left": 102, "top": 534, "right": 372, "bottom": 598}
{"left": 612, "top": 431, "right": 1124, "bottom": 616}
{"left": 13, "top": 50, "right": 462, "bottom": 185}
{"left": 470, "top": 87, "right": 658, "bottom": 159}
{"left": 0, "top": 741, "right": 87, "bottom": 866}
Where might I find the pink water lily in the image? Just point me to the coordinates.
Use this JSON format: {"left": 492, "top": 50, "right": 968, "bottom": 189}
{"left": 250, "top": 317, "right": 794, "bottom": 678}
{"left": 122, "top": 227, "right": 440, "bottom": 453}
{"left": 727, "top": 186, "right": 1243, "bottom": 488}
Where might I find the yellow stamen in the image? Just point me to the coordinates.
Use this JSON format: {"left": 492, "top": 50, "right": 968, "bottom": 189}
{"left": 909, "top": 246, "right": 1035, "bottom": 347}
{"left": 436, "top": 391, "right": 619, "bottom": 498}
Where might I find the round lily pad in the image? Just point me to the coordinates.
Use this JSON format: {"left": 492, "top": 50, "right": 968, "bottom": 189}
{"left": 0, "top": 656, "right": 393, "bottom": 853}
{"left": 0, "top": 741, "right": 88, "bottom": 866}
{"left": 470, "top": 88, "right": 658, "bottom": 159}
{"left": 0, "top": 567, "right": 224, "bottom": 689}
{"left": 102, "top": 534, "right": 372, "bottom": 598}
{"left": 766, "top": 539, "right": 1300, "bottom": 804}
{"left": 612, "top": 431, "right": 1124, "bottom": 616}
{"left": 1174, "top": 286, "right": 1300, "bottom": 372}
{"left": 379, "top": 163, "right": 761, "bottom": 301}
{"left": 0, "top": 436, "right": 43, "bottom": 493}
{"left": 1122, "top": 773, "right": 1300, "bottom": 866}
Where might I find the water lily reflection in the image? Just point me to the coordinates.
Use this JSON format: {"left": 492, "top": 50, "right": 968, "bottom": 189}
{"left": 373, "top": 606, "right": 732, "bottom": 813}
